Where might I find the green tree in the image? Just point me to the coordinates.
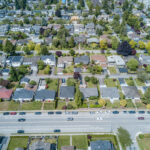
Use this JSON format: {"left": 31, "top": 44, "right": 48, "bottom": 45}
{"left": 138, "top": 41, "right": 145, "bottom": 49}
{"left": 27, "top": 41, "right": 35, "bottom": 50}
{"left": 137, "top": 70, "right": 148, "bottom": 82}
{"left": 142, "top": 87, "right": 150, "bottom": 104}
{"left": 44, "top": 65, "right": 50, "bottom": 74}
{"left": 129, "top": 40, "right": 137, "bottom": 49}
{"left": 146, "top": 42, "right": 150, "bottom": 53}
{"left": 75, "top": 85, "right": 83, "bottom": 107}
{"left": 112, "top": 37, "right": 119, "bottom": 50}
{"left": 29, "top": 80, "right": 37, "bottom": 86}
{"left": 69, "top": 49, "right": 75, "bottom": 56}
{"left": 68, "top": 36, "right": 75, "bottom": 48}
{"left": 34, "top": 44, "right": 41, "bottom": 54}
{"left": 127, "top": 59, "right": 139, "bottom": 71}
{"left": 37, "top": 60, "right": 45, "bottom": 70}
{"left": 100, "top": 40, "right": 107, "bottom": 50}
{"left": 9, "top": 67, "right": 18, "bottom": 82}
{"left": 3, "top": 40, "right": 15, "bottom": 54}
{"left": 117, "top": 127, "right": 132, "bottom": 148}
{"left": 40, "top": 45, "right": 48, "bottom": 55}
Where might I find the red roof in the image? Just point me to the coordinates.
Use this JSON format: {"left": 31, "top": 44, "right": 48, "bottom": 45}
{"left": 0, "top": 88, "right": 13, "bottom": 99}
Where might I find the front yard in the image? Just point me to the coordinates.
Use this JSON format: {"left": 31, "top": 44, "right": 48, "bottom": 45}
{"left": 108, "top": 67, "right": 117, "bottom": 74}
{"left": 8, "top": 136, "right": 28, "bottom": 150}
{"left": 44, "top": 102, "right": 56, "bottom": 110}
{"left": 135, "top": 78, "right": 145, "bottom": 86}
{"left": 0, "top": 101, "right": 20, "bottom": 111}
{"left": 105, "top": 78, "right": 120, "bottom": 88}
{"left": 57, "top": 136, "right": 70, "bottom": 150}
{"left": 137, "top": 134, "right": 150, "bottom": 150}
{"left": 21, "top": 102, "right": 42, "bottom": 110}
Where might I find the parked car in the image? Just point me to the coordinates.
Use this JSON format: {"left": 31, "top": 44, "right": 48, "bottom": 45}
{"left": 10, "top": 112, "right": 17, "bottom": 115}
{"left": 55, "top": 111, "right": 62, "bottom": 114}
{"left": 90, "top": 111, "right": 95, "bottom": 114}
{"left": 48, "top": 112, "right": 54, "bottom": 115}
{"left": 67, "top": 117, "right": 74, "bottom": 121}
{"left": 19, "top": 112, "right": 26, "bottom": 115}
{"left": 128, "top": 111, "right": 136, "bottom": 114}
{"left": 112, "top": 111, "right": 119, "bottom": 114}
{"left": 147, "top": 111, "right": 150, "bottom": 114}
{"left": 72, "top": 111, "right": 78, "bottom": 115}
{"left": 17, "top": 130, "right": 24, "bottom": 133}
{"left": 138, "top": 117, "right": 144, "bottom": 120}
{"left": 18, "top": 118, "right": 26, "bottom": 122}
{"left": 138, "top": 111, "right": 145, "bottom": 114}
{"left": 54, "top": 129, "right": 61, "bottom": 133}
{"left": 123, "top": 111, "right": 127, "bottom": 114}
{"left": 35, "top": 112, "right": 42, "bottom": 115}
{"left": 62, "top": 78, "right": 66, "bottom": 83}
{"left": 3, "top": 112, "right": 9, "bottom": 115}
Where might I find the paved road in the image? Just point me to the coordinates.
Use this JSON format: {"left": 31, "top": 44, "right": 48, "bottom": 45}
{"left": 0, "top": 111, "right": 149, "bottom": 149}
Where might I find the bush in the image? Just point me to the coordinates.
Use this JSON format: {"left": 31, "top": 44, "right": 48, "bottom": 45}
{"left": 67, "top": 104, "right": 73, "bottom": 109}
{"left": 85, "top": 76, "right": 90, "bottom": 82}
{"left": 29, "top": 80, "right": 36, "bottom": 86}
{"left": 139, "top": 134, "right": 144, "bottom": 139}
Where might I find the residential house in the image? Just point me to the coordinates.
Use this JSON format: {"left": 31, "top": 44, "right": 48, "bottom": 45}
{"left": 107, "top": 55, "right": 125, "bottom": 66}
{"left": 80, "top": 88, "right": 98, "bottom": 99}
{"left": 91, "top": 55, "right": 107, "bottom": 69}
{"left": 57, "top": 56, "right": 73, "bottom": 68}
{"left": 6, "top": 56, "right": 23, "bottom": 67}
{"left": 74, "top": 35, "right": 86, "bottom": 44}
{"left": 13, "top": 88, "right": 34, "bottom": 102}
{"left": 59, "top": 86, "right": 75, "bottom": 100}
{"left": 122, "top": 86, "right": 140, "bottom": 100}
{"left": 100, "top": 34, "right": 111, "bottom": 45}
{"left": 0, "top": 88, "right": 13, "bottom": 100}
{"left": 2, "top": 69, "right": 10, "bottom": 76}
{"left": 41, "top": 55, "right": 56, "bottom": 66}
{"left": 29, "top": 140, "right": 56, "bottom": 150}
{"left": 0, "top": 24, "right": 9, "bottom": 36}
{"left": 139, "top": 54, "right": 150, "bottom": 65}
{"left": 0, "top": 55, "right": 6, "bottom": 67}
{"left": 87, "top": 38, "right": 99, "bottom": 44}
{"left": 100, "top": 87, "right": 120, "bottom": 103}
{"left": 85, "top": 23, "right": 96, "bottom": 36}
{"left": 90, "top": 140, "right": 115, "bottom": 150}
{"left": 73, "top": 24, "right": 84, "bottom": 34}
{"left": 35, "top": 89, "right": 56, "bottom": 101}
{"left": 20, "top": 77, "right": 30, "bottom": 85}
{"left": 74, "top": 56, "right": 90, "bottom": 65}
{"left": 45, "top": 37, "right": 53, "bottom": 46}
{"left": 23, "top": 56, "right": 40, "bottom": 71}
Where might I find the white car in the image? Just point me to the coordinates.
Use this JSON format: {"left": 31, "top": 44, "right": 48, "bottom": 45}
{"left": 97, "top": 117, "right": 103, "bottom": 120}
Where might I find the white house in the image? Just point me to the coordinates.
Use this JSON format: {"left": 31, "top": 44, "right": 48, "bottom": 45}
{"left": 41, "top": 55, "right": 56, "bottom": 66}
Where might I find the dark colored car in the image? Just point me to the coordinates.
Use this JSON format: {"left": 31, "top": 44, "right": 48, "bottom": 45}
{"left": 90, "top": 111, "right": 95, "bottom": 114}
{"left": 3, "top": 112, "right": 9, "bottom": 115}
{"left": 35, "top": 112, "right": 42, "bottom": 115}
{"left": 138, "top": 117, "right": 144, "bottom": 120}
{"left": 112, "top": 111, "right": 119, "bottom": 114}
{"left": 17, "top": 130, "right": 24, "bottom": 133}
{"left": 19, "top": 112, "right": 26, "bottom": 115}
{"left": 48, "top": 112, "right": 54, "bottom": 115}
{"left": 123, "top": 111, "right": 127, "bottom": 114}
{"left": 54, "top": 129, "right": 61, "bottom": 133}
{"left": 138, "top": 111, "right": 145, "bottom": 114}
{"left": 55, "top": 111, "right": 62, "bottom": 114}
{"left": 10, "top": 112, "right": 17, "bottom": 115}
{"left": 128, "top": 111, "right": 136, "bottom": 114}
{"left": 72, "top": 111, "right": 78, "bottom": 115}
{"left": 62, "top": 78, "right": 66, "bottom": 83}
{"left": 67, "top": 117, "right": 74, "bottom": 121}
{"left": 147, "top": 111, "right": 150, "bottom": 114}
{"left": 18, "top": 118, "right": 26, "bottom": 122}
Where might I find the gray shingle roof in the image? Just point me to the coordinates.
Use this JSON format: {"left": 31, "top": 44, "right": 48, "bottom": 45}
{"left": 35, "top": 89, "right": 56, "bottom": 100}
{"left": 100, "top": 87, "right": 120, "bottom": 99}
{"left": 59, "top": 86, "right": 75, "bottom": 99}
{"left": 90, "top": 140, "right": 115, "bottom": 150}
{"left": 80, "top": 88, "right": 98, "bottom": 98}
{"left": 20, "top": 77, "right": 30, "bottom": 84}
{"left": 13, "top": 89, "right": 34, "bottom": 100}
{"left": 122, "top": 86, "right": 140, "bottom": 99}
{"left": 74, "top": 56, "right": 90, "bottom": 65}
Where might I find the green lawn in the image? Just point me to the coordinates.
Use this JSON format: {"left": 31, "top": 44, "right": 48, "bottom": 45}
{"left": 56, "top": 101, "right": 66, "bottom": 110}
{"left": 108, "top": 67, "right": 117, "bottom": 74}
{"left": 0, "top": 101, "right": 20, "bottom": 111}
{"left": 8, "top": 136, "right": 28, "bottom": 150}
{"left": 137, "top": 134, "right": 150, "bottom": 150}
{"left": 112, "top": 101, "right": 120, "bottom": 109}
{"left": 105, "top": 78, "right": 120, "bottom": 87}
{"left": 72, "top": 135, "right": 88, "bottom": 149}
{"left": 44, "top": 102, "right": 55, "bottom": 110}
{"left": 89, "top": 134, "right": 120, "bottom": 150}
{"left": 125, "top": 78, "right": 135, "bottom": 86}
{"left": 47, "top": 79, "right": 58, "bottom": 91}
{"left": 87, "top": 81, "right": 97, "bottom": 88}
{"left": 126, "top": 100, "right": 135, "bottom": 108}
{"left": 135, "top": 102, "right": 146, "bottom": 109}
{"left": 57, "top": 136, "right": 70, "bottom": 150}
{"left": 65, "top": 65, "right": 74, "bottom": 73}
{"left": 21, "top": 102, "right": 42, "bottom": 110}
{"left": 135, "top": 78, "right": 145, "bottom": 86}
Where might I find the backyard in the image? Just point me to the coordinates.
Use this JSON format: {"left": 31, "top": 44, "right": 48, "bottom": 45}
{"left": 108, "top": 67, "right": 117, "bottom": 74}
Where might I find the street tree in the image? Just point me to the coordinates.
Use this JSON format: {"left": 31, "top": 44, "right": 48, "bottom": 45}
{"left": 98, "top": 99, "right": 106, "bottom": 107}
{"left": 75, "top": 85, "right": 83, "bottom": 107}
{"left": 137, "top": 70, "right": 148, "bottom": 82}
{"left": 117, "top": 127, "right": 132, "bottom": 149}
